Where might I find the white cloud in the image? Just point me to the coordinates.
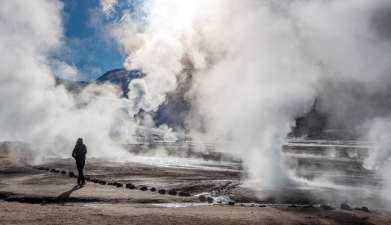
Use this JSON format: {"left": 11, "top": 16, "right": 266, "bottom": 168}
{"left": 100, "top": 0, "right": 118, "bottom": 17}
{"left": 51, "top": 60, "right": 79, "bottom": 80}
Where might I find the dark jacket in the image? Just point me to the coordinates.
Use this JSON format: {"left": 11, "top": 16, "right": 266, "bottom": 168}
{"left": 72, "top": 143, "right": 87, "bottom": 162}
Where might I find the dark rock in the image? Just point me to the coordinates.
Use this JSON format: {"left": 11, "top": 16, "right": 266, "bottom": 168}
{"left": 150, "top": 187, "right": 157, "bottom": 192}
{"left": 258, "top": 205, "right": 266, "bottom": 208}
{"left": 320, "top": 204, "right": 335, "bottom": 210}
{"left": 60, "top": 170, "right": 66, "bottom": 174}
{"left": 168, "top": 190, "right": 177, "bottom": 195}
{"left": 69, "top": 172, "right": 76, "bottom": 178}
{"left": 139, "top": 186, "right": 148, "bottom": 191}
{"left": 178, "top": 191, "right": 191, "bottom": 197}
{"left": 50, "top": 169, "right": 56, "bottom": 172}
{"left": 115, "top": 183, "right": 123, "bottom": 188}
{"left": 340, "top": 203, "right": 352, "bottom": 210}
{"left": 158, "top": 189, "right": 166, "bottom": 195}
{"left": 198, "top": 195, "right": 206, "bottom": 202}
{"left": 355, "top": 206, "right": 370, "bottom": 212}
{"left": 98, "top": 180, "right": 107, "bottom": 185}
{"left": 125, "top": 183, "right": 136, "bottom": 189}
{"left": 207, "top": 197, "right": 214, "bottom": 204}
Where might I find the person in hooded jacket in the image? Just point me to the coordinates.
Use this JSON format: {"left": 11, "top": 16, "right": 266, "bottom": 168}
{"left": 72, "top": 138, "right": 87, "bottom": 186}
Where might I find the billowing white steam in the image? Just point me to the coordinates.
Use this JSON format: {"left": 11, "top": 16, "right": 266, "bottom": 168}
{"left": 107, "top": 0, "right": 314, "bottom": 189}
{"left": 106, "top": 0, "right": 391, "bottom": 197}
{"left": 2, "top": 0, "right": 391, "bottom": 206}
{"left": 0, "top": 0, "right": 137, "bottom": 161}
{"left": 365, "top": 119, "right": 391, "bottom": 208}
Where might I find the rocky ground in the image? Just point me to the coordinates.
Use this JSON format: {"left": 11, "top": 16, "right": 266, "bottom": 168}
{"left": 3, "top": 201, "right": 390, "bottom": 225}
{"left": 1, "top": 145, "right": 391, "bottom": 225}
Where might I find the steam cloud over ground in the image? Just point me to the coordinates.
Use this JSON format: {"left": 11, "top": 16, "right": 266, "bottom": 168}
{"left": 106, "top": 0, "right": 391, "bottom": 202}
{"left": 2, "top": 0, "right": 391, "bottom": 209}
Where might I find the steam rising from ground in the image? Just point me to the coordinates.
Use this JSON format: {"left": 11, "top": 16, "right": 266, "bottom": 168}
{"left": 2, "top": 0, "right": 391, "bottom": 207}
{"left": 0, "top": 0, "right": 138, "bottom": 161}
{"left": 365, "top": 119, "right": 391, "bottom": 208}
{"left": 106, "top": 0, "right": 391, "bottom": 200}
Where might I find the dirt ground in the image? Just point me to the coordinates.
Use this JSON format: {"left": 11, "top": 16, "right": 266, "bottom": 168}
{"left": 1, "top": 148, "right": 391, "bottom": 225}
{"left": 2, "top": 201, "right": 390, "bottom": 225}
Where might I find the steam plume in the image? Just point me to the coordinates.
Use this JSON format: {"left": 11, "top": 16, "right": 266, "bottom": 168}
{"left": 0, "top": 0, "right": 136, "bottom": 161}
{"left": 1, "top": 0, "right": 391, "bottom": 207}
{"left": 106, "top": 0, "right": 391, "bottom": 196}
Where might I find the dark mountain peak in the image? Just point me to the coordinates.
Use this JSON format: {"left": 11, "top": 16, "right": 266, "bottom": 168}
{"left": 57, "top": 68, "right": 189, "bottom": 130}
{"left": 96, "top": 68, "right": 189, "bottom": 129}
{"left": 55, "top": 77, "right": 89, "bottom": 94}
{"left": 96, "top": 68, "right": 144, "bottom": 83}
{"left": 96, "top": 68, "right": 145, "bottom": 97}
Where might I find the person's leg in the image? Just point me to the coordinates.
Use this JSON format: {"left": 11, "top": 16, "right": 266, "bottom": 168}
{"left": 79, "top": 160, "right": 85, "bottom": 185}
{"left": 76, "top": 162, "right": 82, "bottom": 185}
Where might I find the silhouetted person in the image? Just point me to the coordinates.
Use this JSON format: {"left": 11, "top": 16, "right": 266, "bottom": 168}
{"left": 72, "top": 138, "right": 87, "bottom": 186}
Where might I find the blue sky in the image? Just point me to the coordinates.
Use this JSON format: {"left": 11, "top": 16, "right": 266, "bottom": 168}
{"left": 62, "top": 0, "right": 124, "bottom": 80}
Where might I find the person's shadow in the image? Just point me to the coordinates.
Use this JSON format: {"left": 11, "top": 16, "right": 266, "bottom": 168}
{"left": 57, "top": 185, "right": 82, "bottom": 200}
